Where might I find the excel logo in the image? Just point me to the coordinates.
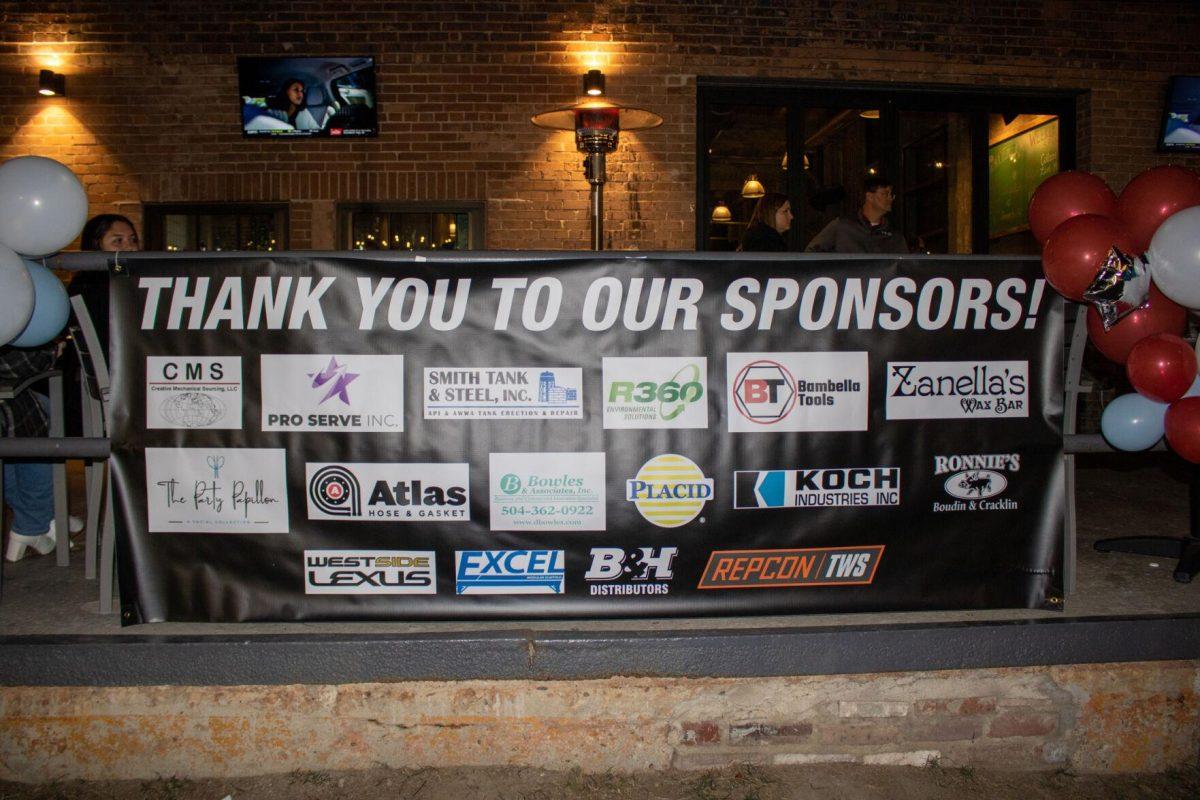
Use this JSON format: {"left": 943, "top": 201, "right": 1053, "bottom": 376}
{"left": 602, "top": 357, "right": 709, "bottom": 429}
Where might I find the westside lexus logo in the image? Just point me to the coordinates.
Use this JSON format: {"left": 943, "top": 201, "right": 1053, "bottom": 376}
{"left": 305, "top": 463, "right": 469, "bottom": 521}
{"left": 932, "top": 453, "right": 1020, "bottom": 512}
{"left": 584, "top": 547, "right": 677, "bottom": 596}
{"left": 886, "top": 361, "right": 1028, "bottom": 420}
{"left": 304, "top": 550, "right": 436, "bottom": 595}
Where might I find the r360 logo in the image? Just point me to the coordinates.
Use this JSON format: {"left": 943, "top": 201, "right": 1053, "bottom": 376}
{"left": 607, "top": 363, "right": 704, "bottom": 422}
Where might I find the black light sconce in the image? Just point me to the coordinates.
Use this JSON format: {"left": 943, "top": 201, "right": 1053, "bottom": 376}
{"left": 38, "top": 69, "right": 65, "bottom": 97}
{"left": 582, "top": 69, "right": 605, "bottom": 97}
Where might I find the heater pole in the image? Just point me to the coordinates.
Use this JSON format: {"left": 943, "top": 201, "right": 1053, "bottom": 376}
{"left": 585, "top": 151, "right": 606, "bottom": 251}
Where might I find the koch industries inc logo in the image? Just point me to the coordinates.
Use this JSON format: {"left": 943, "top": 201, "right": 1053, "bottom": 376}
{"left": 734, "top": 467, "right": 901, "bottom": 509}
{"left": 626, "top": 454, "right": 713, "bottom": 528}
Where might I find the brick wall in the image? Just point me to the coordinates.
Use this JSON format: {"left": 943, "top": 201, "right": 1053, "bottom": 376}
{"left": 2, "top": 1, "right": 1199, "bottom": 251}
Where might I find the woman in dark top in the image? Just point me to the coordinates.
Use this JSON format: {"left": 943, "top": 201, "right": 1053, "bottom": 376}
{"left": 71, "top": 213, "right": 140, "bottom": 355}
{"left": 738, "top": 192, "right": 793, "bottom": 252}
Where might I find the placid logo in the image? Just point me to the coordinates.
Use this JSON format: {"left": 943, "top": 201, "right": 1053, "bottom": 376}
{"left": 304, "top": 550, "right": 436, "bottom": 595}
{"left": 489, "top": 452, "right": 606, "bottom": 531}
{"left": 146, "top": 356, "right": 242, "bottom": 429}
{"left": 697, "top": 546, "right": 885, "bottom": 589}
{"left": 584, "top": 547, "right": 677, "bottom": 596}
{"left": 261, "top": 354, "right": 404, "bottom": 432}
{"left": 886, "top": 361, "right": 1028, "bottom": 420}
{"left": 305, "top": 463, "right": 469, "bottom": 521}
{"left": 626, "top": 454, "right": 713, "bottom": 528}
{"left": 602, "top": 357, "right": 708, "bottom": 429}
{"left": 424, "top": 367, "right": 583, "bottom": 419}
{"left": 932, "top": 453, "right": 1020, "bottom": 512}
{"left": 734, "top": 468, "right": 900, "bottom": 509}
{"left": 455, "top": 550, "right": 565, "bottom": 594}
{"left": 727, "top": 352, "right": 868, "bottom": 432}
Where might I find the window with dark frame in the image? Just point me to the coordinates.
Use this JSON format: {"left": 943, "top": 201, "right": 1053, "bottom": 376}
{"left": 143, "top": 203, "right": 289, "bottom": 252}
{"left": 337, "top": 203, "right": 484, "bottom": 252}
{"left": 697, "top": 80, "right": 1078, "bottom": 255}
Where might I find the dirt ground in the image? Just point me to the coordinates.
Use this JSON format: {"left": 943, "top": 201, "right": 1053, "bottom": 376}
{"left": 1, "top": 763, "right": 1198, "bottom": 800}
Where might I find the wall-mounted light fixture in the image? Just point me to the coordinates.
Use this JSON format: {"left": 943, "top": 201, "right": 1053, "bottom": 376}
{"left": 582, "top": 69, "right": 605, "bottom": 97}
{"left": 38, "top": 69, "right": 65, "bottom": 97}
{"left": 740, "top": 175, "right": 765, "bottom": 199}
{"left": 532, "top": 75, "right": 663, "bottom": 250}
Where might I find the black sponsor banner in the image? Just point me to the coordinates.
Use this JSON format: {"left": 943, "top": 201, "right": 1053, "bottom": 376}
{"left": 108, "top": 255, "right": 1064, "bottom": 623}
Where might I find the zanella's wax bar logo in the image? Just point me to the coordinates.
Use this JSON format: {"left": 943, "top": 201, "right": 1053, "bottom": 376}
{"left": 306, "top": 463, "right": 469, "bottom": 521}
{"left": 424, "top": 367, "right": 582, "bottom": 419}
{"left": 145, "top": 448, "right": 289, "bottom": 533}
{"left": 261, "top": 354, "right": 404, "bottom": 432}
{"left": 885, "top": 361, "right": 1028, "bottom": 419}
{"left": 932, "top": 453, "right": 1021, "bottom": 512}
{"left": 697, "top": 546, "right": 885, "bottom": 589}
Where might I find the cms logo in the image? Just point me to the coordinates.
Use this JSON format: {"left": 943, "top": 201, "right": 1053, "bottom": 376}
{"left": 733, "top": 360, "right": 797, "bottom": 424}
{"left": 309, "top": 465, "right": 361, "bottom": 516}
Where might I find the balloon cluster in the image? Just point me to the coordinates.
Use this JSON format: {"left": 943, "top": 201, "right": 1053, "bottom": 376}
{"left": 0, "top": 156, "right": 88, "bottom": 348}
{"left": 1030, "top": 165, "right": 1200, "bottom": 461}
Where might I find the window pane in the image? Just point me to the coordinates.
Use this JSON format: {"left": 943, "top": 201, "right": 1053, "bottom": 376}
{"left": 703, "top": 104, "right": 787, "bottom": 251}
{"left": 988, "top": 114, "right": 1059, "bottom": 255}
{"left": 802, "top": 108, "right": 883, "bottom": 248}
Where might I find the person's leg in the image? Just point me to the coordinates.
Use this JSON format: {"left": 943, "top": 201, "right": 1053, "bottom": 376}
{"left": 5, "top": 460, "right": 53, "bottom": 537}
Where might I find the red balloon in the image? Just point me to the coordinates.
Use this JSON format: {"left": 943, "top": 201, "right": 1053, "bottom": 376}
{"left": 1126, "top": 333, "right": 1198, "bottom": 403}
{"left": 1165, "top": 397, "right": 1200, "bottom": 463}
{"left": 1115, "top": 165, "right": 1200, "bottom": 253}
{"left": 1087, "top": 283, "right": 1188, "bottom": 363}
{"left": 1028, "top": 171, "right": 1117, "bottom": 243}
{"left": 1041, "top": 214, "right": 1139, "bottom": 302}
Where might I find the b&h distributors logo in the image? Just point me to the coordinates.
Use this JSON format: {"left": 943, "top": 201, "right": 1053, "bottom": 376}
{"left": 625, "top": 454, "right": 713, "bottom": 528}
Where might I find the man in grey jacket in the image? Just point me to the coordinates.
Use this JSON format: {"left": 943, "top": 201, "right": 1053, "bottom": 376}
{"left": 805, "top": 175, "right": 908, "bottom": 254}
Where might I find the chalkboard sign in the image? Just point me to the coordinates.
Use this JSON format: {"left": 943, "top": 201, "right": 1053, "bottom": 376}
{"left": 989, "top": 119, "right": 1059, "bottom": 238}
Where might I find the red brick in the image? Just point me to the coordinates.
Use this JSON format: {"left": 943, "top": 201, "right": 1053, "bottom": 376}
{"left": 680, "top": 721, "right": 720, "bottom": 745}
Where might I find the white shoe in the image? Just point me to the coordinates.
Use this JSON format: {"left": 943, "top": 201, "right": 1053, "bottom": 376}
{"left": 69, "top": 514, "right": 84, "bottom": 534}
{"left": 5, "top": 521, "right": 58, "bottom": 562}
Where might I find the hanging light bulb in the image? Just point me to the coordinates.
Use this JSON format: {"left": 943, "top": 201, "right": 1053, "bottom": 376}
{"left": 741, "top": 175, "right": 765, "bottom": 199}
{"left": 711, "top": 202, "right": 732, "bottom": 223}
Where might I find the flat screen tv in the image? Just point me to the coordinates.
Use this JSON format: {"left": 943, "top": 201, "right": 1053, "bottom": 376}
{"left": 1159, "top": 76, "right": 1200, "bottom": 152}
{"left": 239, "top": 56, "right": 377, "bottom": 138}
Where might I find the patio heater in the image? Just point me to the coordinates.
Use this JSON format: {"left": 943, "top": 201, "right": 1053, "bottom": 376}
{"left": 531, "top": 74, "right": 662, "bottom": 250}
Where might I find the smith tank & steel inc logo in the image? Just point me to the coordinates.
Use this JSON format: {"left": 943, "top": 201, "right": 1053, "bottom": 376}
{"left": 625, "top": 454, "right": 713, "bottom": 528}
{"left": 932, "top": 453, "right": 1020, "bottom": 512}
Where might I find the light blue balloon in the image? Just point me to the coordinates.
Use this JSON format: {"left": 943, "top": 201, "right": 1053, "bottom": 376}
{"left": 10, "top": 259, "right": 69, "bottom": 347}
{"left": 1101, "top": 392, "right": 1168, "bottom": 451}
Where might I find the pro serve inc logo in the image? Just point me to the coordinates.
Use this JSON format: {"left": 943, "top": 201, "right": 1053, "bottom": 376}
{"left": 625, "top": 454, "right": 713, "bottom": 528}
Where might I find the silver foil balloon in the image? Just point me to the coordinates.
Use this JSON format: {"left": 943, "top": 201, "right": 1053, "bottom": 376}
{"left": 1083, "top": 246, "right": 1152, "bottom": 330}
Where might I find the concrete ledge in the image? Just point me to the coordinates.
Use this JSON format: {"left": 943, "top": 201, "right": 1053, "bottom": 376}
{"left": 2, "top": 614, "right": 1197, "bottom": 686}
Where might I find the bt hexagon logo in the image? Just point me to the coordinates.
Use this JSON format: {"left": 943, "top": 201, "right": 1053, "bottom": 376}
{"left": 732, "top": 359, "right": 797, "bottom": 424}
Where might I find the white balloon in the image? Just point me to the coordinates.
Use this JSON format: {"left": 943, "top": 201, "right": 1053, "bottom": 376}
{"left": 0, "top": 245, "right": 35, "bottom": 345}
{"left": 1148, "top": 205, "right": 1200, "bottom": 309}
{"left": 0, "top": 156, "right": 88, "bottom": 257}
